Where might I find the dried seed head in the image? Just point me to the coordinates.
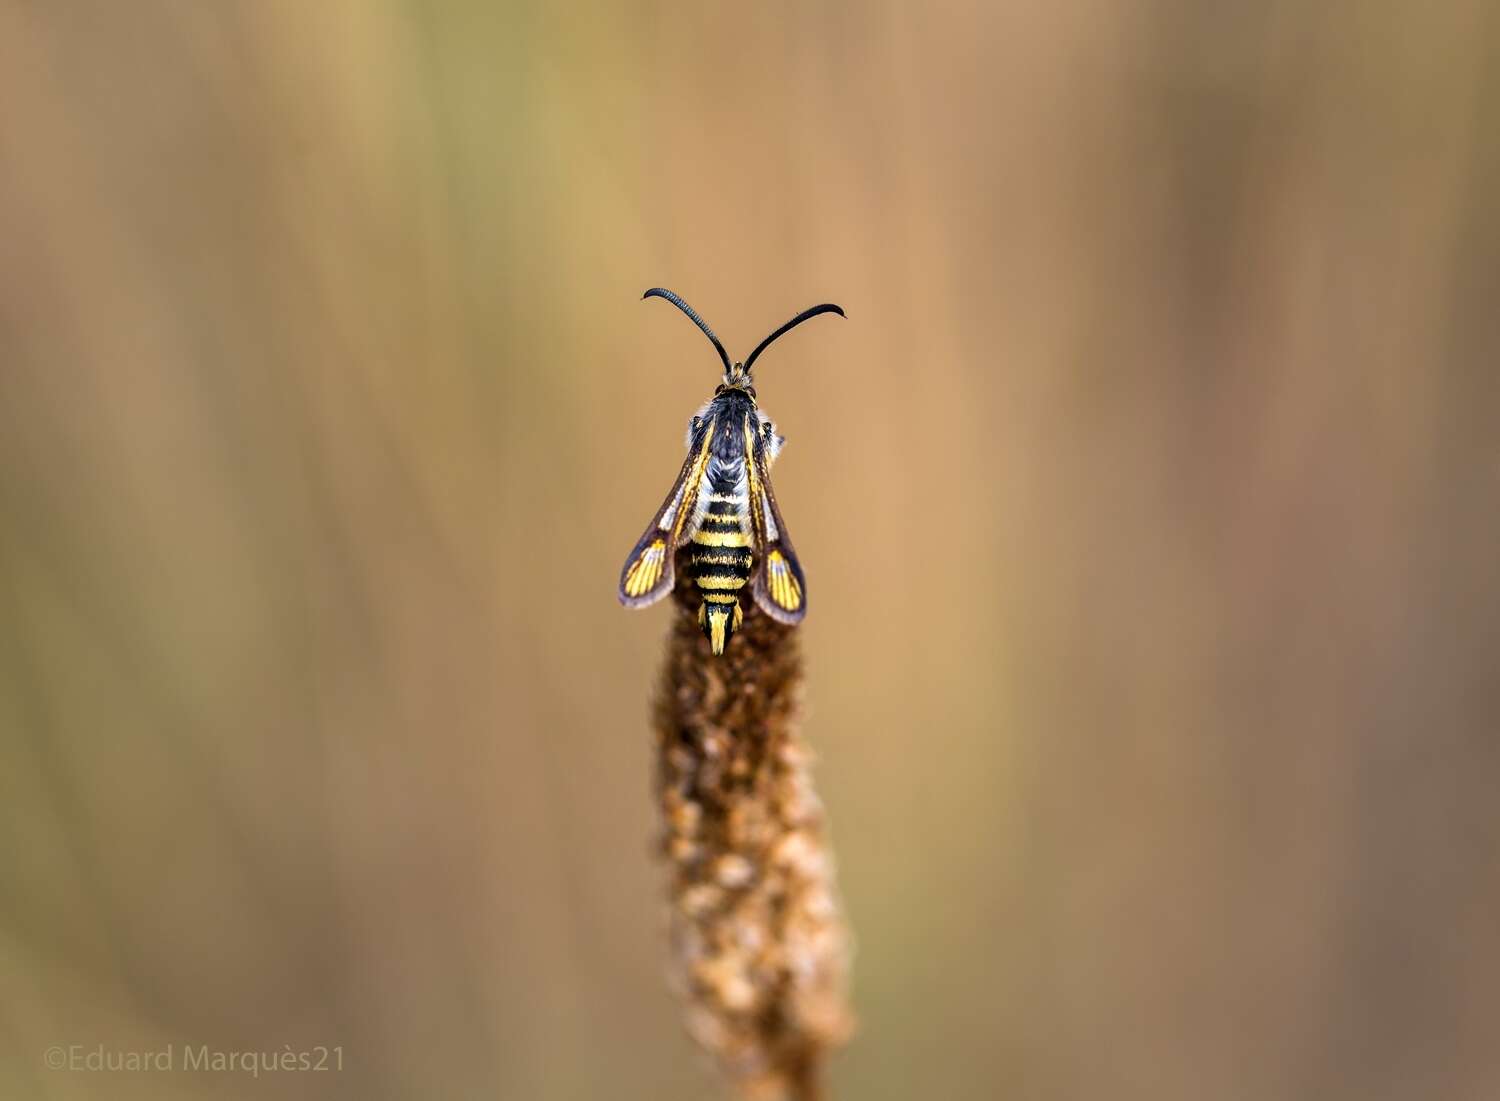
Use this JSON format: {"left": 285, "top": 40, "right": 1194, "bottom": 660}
{"left": 653, "top": 568, "right": 854, "bottom": 1100}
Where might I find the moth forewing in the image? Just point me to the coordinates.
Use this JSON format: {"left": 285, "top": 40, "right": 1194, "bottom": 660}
{"left": 746, "top": 428, "right": 807, "bottom": 624}
{"left": 618, "top": 418, "right": 716, "bottom": 607}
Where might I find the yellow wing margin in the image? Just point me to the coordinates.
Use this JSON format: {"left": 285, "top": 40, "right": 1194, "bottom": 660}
{"left": 745, "top": 415, "right": 807, "bottom": 623}
{"left": 618, "top": 418, "right": 715, "bottom": 608}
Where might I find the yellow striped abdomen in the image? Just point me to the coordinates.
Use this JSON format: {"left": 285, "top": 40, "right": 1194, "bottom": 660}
{"left": 691, "top": 495, "right": 751, "bottom": 654}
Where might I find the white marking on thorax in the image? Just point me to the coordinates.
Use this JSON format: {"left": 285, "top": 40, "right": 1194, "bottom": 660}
{"left": 689, "top": 455, "right": 748, "bottom": 536}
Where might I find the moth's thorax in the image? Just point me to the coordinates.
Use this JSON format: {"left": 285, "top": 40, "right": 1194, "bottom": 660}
{"left": 684, "top": 386, "right": 784, "bottom": 473}
{"left": 701, "top": 400, "right": 751, "bottom": 506}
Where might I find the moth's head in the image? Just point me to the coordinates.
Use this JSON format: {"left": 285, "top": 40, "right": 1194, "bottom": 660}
{"left": 717, "top": 361, "right": 756, "bottom": 398}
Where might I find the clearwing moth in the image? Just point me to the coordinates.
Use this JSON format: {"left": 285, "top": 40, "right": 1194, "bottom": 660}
{"left": 619, "top": 288, "right": 844, "bottom": 655}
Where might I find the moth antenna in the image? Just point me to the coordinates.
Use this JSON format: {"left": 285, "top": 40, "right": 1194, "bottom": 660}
{"left": 742, "top": 303, "right": 846, "bottom": 372}
{"left": 642, "top": 288, "right": 732, "bottom": 374}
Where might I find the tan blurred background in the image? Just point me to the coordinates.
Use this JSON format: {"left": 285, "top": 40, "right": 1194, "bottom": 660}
{"left": 2, "top": 2, "right": 1498, "bottom": 1098}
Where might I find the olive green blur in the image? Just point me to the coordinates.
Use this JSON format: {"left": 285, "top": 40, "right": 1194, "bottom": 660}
{"left": 2, "top": 3, "right": 1497, "bottom": 1099}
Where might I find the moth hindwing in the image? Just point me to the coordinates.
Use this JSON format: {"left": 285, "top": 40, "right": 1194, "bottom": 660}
{"left": 618, "top": 416, "right": 716, "bottom": 607}
{"left": 746, "top": 414, "right": 807, "bottom": 623}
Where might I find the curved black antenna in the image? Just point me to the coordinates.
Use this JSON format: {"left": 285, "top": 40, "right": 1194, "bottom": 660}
{"left": 642, "top": 288, "right": 732, "bottom": 373}
{"left": 742, "top": 303, "right": 846, "bottom": 372}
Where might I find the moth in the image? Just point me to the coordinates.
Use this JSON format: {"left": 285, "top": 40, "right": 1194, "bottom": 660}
{"left": 619, "top": 288, "right": 844, "bottom": 655}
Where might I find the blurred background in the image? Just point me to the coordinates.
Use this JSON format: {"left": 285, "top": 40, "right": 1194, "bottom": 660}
{"left": 2, "top": 2, "right": 1497, "bottom": 1098}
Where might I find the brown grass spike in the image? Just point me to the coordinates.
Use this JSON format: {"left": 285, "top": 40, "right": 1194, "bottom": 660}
{"left": 653, "top": 562, "right": 854, "bottom": 1100}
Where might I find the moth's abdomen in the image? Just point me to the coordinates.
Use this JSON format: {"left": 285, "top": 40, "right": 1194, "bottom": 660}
{"left": 691, "top": 494, "right": 752, "bottom": 654}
